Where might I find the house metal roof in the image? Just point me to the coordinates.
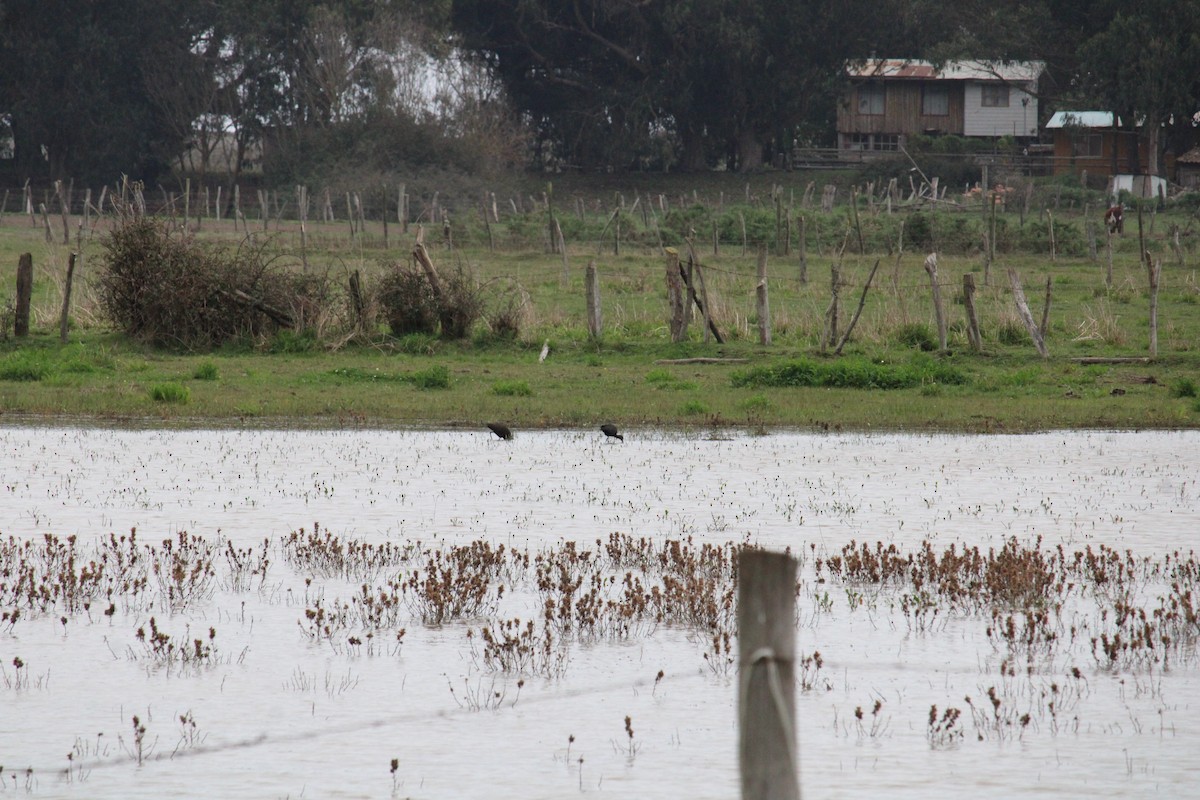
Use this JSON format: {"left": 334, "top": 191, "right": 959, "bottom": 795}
{"left": 1045, "top": 111, "right": 1123, "bottom": 129}
{"left": 846, "top": 59, "right": 1044, "bottom": 82}
{"left": 1177, "top": 146, "right": 1200, "bottom": 165}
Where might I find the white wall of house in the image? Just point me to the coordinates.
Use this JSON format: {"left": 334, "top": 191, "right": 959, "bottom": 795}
{"left": 963, "top": 83, "right": 1037, "bottom": 137}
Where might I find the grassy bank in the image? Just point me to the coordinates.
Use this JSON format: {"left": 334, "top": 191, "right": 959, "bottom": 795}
{"left": 1, "top": 174, "right": 1198, "bottom": 432}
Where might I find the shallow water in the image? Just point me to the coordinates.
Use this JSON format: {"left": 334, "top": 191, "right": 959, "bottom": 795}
{"left": 1, "top": 427, "right": 1197, "bottom": 798}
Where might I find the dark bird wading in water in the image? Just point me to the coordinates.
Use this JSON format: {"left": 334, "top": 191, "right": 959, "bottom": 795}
{"left": 600, "top": 423, "right": 623, "bottom": 441}
{"left": 487, "top": 422, "right": 513, "bottom": 440}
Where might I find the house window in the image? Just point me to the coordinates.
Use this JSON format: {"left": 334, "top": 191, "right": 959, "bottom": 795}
{"left": 981, "top": 84, "right": 1010, "bottom": 107}
{"left": 847, "top": 133, "right": 899, "bottom": 152}
{"left": 922, "top": 85, "right": 949, "bottom": 116}
{"left": 873, "top": 134, "right": 900, "bottom": 151}
{"left": 1071, "top": 133, "right": 1103, "bottom": 158}
{"left": 857, "top": 84, "right": 885, "bottom": 115}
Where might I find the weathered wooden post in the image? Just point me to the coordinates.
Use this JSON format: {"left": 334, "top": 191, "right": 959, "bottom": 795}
{"left": 823, "top": 263, "right": 840, "bottom": 352}
{"left": 556, "top": 219, "right": 569, "bottom": 284}
{"left": 1148, "top": 258, "right": 1161, "bottom": 357}
{"left": 834, "top": 259, "right": 881, "bottom": 356}
{"left": 1007, "top": 267, "right": 1049, "bottom": 357}
{"left": 59, "top": 252, "right": 76, "bottom": 343}
{"left": 963, "top": 273, "right": 982, "bottom": 351}
{"left": 56, "top": 180, "right": 71, "bottom": 244}
{"left": 738, "top": 549, "right": 799, "bottom": 800}
{"left": 1047, "top": 210, "right": 1056, "bottom": 261}
{"left": 296, "top": 185, "right": 309, "bottom": 269}
{"left": 348, "top": 269, "right": 365, "bottom": 331}
{"left": 585, "top": 260, "right": 602, "bottom": 339}
{"left": 756, "top": 245, "right": 771, "bottom": 346}
{"left": 1039, "top": 276, "right": 1053, "bottom": 339}
{"left": 39, "top": 203, "right": 52, "bottom": 243}
{"left": 666, "top": 248, "right": 687, "bottom": 342}
{"left": 15, "top": 253, "right": 33, "bottom": 337}
{"left": 924, "top": 253, "right": 947, "bottom": 351}
{"left": 798, "top": 215, "right": 807, "bottom": 284}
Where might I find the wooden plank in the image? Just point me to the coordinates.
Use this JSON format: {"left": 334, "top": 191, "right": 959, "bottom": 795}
{"left": 738, "top": 550, "right": 799, "bottom": 800}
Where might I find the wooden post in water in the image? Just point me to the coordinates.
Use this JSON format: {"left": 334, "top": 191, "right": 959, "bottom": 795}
{"left": 756, "top": 244, "right": 771, "bottom": 346}
{"left": 15, "top": 253, "right": 33, "bottom": 337}
{"left": 585, "top": 260, "right": 601, "bottom": 339}
{"left": 738, "top": 549, "right": 799, "bottom": 800}
{"left": 963, "top": 273, "right": 982, "bottom": 351}
{"left": 924, "top": 253, "right": 947, "bottom": 351}
{"left": 59, "top": 252, "right": 76, "bottom": 343}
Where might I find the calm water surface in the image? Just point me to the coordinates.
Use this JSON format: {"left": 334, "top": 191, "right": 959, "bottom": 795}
{"left": 0, "top": 427, "right": 1197, "bottom": 798}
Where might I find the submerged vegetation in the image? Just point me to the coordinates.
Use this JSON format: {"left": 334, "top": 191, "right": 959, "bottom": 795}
{"left": 3, "top": 527, "right": 1198, "bottom": 725}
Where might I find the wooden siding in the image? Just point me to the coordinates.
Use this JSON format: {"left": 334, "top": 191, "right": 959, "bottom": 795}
{"left": 1050, "top": 130, "right": 1150, "bottom": 177}
{"left": 838, "top": 82, "right": 965, "bottom": 137}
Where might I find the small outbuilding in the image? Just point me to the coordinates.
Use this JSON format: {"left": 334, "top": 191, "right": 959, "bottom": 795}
{"left": 1044, "top": 111, "right": 1149, "bottom": 179}
{"left": 1176, "top": 147, "right": 1200, "bottom": 190}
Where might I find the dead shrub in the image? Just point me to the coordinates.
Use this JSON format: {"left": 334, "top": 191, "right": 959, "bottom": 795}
{"left": 97, "top": 218, "right": 295, "bottom": 350}
{"left": 377, "top": 261, "right": 484, "bottom": 340}
{"left": 377, "top": 263, "right": 439, "bottom": 336}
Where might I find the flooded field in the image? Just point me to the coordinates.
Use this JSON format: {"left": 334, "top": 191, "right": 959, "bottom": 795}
{"left": 0, "top": 426, "right": 1197, "bottom": 798}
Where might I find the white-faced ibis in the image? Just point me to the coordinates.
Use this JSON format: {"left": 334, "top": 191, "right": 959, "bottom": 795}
{"left": 487, "top": 422, "right": 513, "bottom": 440}
{"left": 600, "top": 423, "right": 623, "bottom": 441}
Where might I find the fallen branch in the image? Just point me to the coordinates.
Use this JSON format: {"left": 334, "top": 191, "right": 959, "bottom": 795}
{"left": 217, "top": 288, "right": 295, "bottom": 328}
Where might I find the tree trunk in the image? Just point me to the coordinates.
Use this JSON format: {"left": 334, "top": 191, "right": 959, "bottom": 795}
{"left": 679, "top": 128, "right": 707, "bottom": 172}
{"left": 736, "top": 129, "right": 764, "bottom": 173}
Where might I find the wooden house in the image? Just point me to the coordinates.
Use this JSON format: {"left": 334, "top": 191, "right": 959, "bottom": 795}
{"left": 1044, "top": 111, "right": 1149, "bottom": 179}
{"left": 1177, "top": 147, "right": 1200, "bottom": 190}
{"left": 837, "top": 59, "right": 1043, "bottom": 154}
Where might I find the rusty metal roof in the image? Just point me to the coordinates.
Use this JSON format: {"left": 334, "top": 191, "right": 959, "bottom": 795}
{"left": 846, "top": 59, "right": 1044, "bottom": 82}
{"left": 1177, "top": 147, "right": 1200, "bottom": 165}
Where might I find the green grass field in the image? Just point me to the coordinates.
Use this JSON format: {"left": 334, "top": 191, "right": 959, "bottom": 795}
{"left": 1, "top": 172, "right": 1198, "bottom": 432}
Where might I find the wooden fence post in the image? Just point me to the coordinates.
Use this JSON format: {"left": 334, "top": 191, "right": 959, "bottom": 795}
{"left": 15, "top": 253, "right": 33, "bottom": 337}
{"left": 1148, "top": 258, "right": 1161, "bottom": 357}
{"left": 963, "top": 273, "right": 982, "bottom": 351}
{"left": 823, "top": 263, "right": 840, "bottom": 352}
{"left": 1039, "top": 276, "right": 1053, "bottom": 339}
{"left": 756, "top": 245, "right": 771, "bottom": 346}
{"left": 1007, "top": 267, "right": 1049, "bottom": 357}
{"left": 924, "top": 253, "right": 947, "bottom": 351}
{"left": 59, "top": 252, "right": 76, "bottom": 343}
{"left": 585, "top": 260, "right": 601, "bottom": 339}
{"left": 798, "top": 215, "right": 807, "bottom": 284}
{"left": 666, "top": 248, "right": 687, "bottom": 342}
{"left": 686, "top": 243, "right": 723, "bottom": 344}
{"left": 738, "top": 549, "right": 799, "bottom": 800}
{"left": 1047, "top": 210, "right": 1056, "bottom": 261}
{"left": 834, "top": 259, "right": 880, "bottom": 356}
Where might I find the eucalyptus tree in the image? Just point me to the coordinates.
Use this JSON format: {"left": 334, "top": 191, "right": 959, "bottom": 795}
{"left": 0, "top": 0, "right": 197, "bottom": 182}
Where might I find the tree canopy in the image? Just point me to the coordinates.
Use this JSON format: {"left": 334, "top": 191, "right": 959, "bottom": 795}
{"left": 0, "top": 0, "right": 1197, "bottom": 181}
